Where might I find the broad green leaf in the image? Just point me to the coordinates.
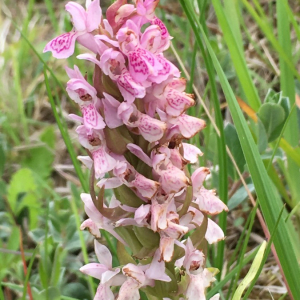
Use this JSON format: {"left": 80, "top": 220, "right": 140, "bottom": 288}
{"left": 117, "top": 241, "right": 136, "bottom": 265}
{"left": 257, "top": 103, "right": 285, "bottom": 142}
{"left": 38, "top": 287, "right": 61, "bottom": 300}
{"left": 22, "top": 145, "right": 54, "bottom": 179}
{"left": 232, "top": 241, "right": 267, "bottom": 300}
{"left": 7, "top": 168, "right": 39, "bottom": 229}
{"left": 50, "top": 245, "right": 66, "bottom": 287}
{"left": 224, "top": 124, "right": 245, "bottom": 179}
{"left": 62, "top": 283, "right": 90, "bottom": 300}
{"left": 257, "top": 117, "right": 268, "bottom": 153}
{"left": 41, "top": 126, "right": 56, "bottom": 149}
{"left": 133, "top": 227, "right": 160, "bottom": 250}
{"left": 114, "top": 226, "right": 143, "bottom": 255}
{"left": 228, "top": 184, "right": 255, "bottom": 210}
{"left": 0, "top": 144, "right": 5, "bottom": 177}
{"left": 5, "top": 227, "right": 20, "bottom": 265}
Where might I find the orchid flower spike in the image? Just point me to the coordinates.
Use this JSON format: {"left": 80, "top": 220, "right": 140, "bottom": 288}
{"left": 44, "top": 0, "right": 228, "bottom": 299}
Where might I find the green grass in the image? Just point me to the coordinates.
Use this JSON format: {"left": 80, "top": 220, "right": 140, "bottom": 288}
{"left": 1, "top": 0, "right": 300, "bottom": 299}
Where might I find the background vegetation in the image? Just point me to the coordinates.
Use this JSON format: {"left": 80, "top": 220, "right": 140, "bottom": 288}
{"left": 0, "top": 0, "right": 300, "bottom": 299}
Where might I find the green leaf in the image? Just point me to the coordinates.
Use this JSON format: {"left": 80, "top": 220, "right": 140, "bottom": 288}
{"left": 133, "top": 227, "right": 160, "bottom": 250}
{"left": 211, "top": 0, "right": 261, "bottom": 111}
{"left": 114, "top": 226, "right": 143, "bottom": 255}
{"left": 117, "top": 241, "right": 136, "bottom": 265}
{"left": 38, "top": 287, "right": 61, "bottom": 300}
{"left": 257, "top": 103, "right": 286, "bottom": 142}
{"left": 7, "top": 168, "right": 40, "bottom": 229}
{"left": 5, "top": 227, "right": 20, "bottom": 265}
{"left": 257, "top": 118, "right": 268, "bottom": 153}
{"left": 62, "top": 283, "right": 90, "bottom": 300}
{"left": 228, "top": 184, "right": 255, "bottom": 210}
{"left": 224, "top": 124, "right": 245, "bottom": 179}
{"left": 0, "top": 144, "right": 5, "bottom": 177}
{"left": 50, "top": 245, "right": 66, "bottom": 287}
{"left": 41, "top": 126, "right": 56, "bottom": 149}
{"left": 22, "top": 146, "right": 54, "bottom": 179}
{"left": 232, "top": 241, "right": 267, "bottom": 300}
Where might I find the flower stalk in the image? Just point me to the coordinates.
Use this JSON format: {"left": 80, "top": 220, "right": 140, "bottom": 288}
{"left": 44, "top": 1, "right": 228, "bottom": 299}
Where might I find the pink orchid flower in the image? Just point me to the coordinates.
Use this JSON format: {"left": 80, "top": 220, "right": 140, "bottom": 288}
{"left": 97, "top": 161, "right": 159, "bottom": 200}
{"left": 191, "top": 167, "right": 229, "bottom": 215}
{"left": 186, "top": 269, "right": 217, "bottom": 300}
{"left": 118, "top": 102, "right": 166, "bottom": 142}
{"left": 80, "top": 193, "right": 126, "bottom": 243}
{"left": 44, "top": 0, "right": 102, "bottom": 58}
{"left": 119, "top": 250, "right": 171, "bottom": 300}
{"left": 80, "top": 240, "right": 126, "bottom": 300}
{"left": 78, "top": 49, "right": 146, "bottom": 103}
{"left": 175, "top": 238, "right": 205, "bottom": 275}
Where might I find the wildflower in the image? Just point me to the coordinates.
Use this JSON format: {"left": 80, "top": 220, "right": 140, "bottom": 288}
{"left": 45, "top": 0, "right": 228, "bottom": 299}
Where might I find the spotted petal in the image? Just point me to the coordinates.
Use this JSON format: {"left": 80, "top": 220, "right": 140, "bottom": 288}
{"left": 43, "top": 31, "right": 79, "bottom": 59}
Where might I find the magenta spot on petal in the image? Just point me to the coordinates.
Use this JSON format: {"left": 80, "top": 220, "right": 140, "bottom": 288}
{"left": 82, "top": 104, "right": 98, "bottom": 127}
{"left": 156, "top": 56, "right": 170, "bottom": 76}
{"left": 118, "top": 71, "right": 143, "bottom": 97}
{"left": 151, "top": 17, "right": 168, "bottom": 37}
{"left": 49, "top": 32, "right": 77, "bottom": 54}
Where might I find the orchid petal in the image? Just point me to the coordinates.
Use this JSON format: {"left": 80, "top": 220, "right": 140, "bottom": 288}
{"left": 118, "top": 278, "right": 140, "bottom": 300}
{"left": 159, "top": 237, "right": 174, "bottom": 262}
{"left": 65, "top": 2, "right": 87, "bottom": 31}
{"left": 102, "top": 269, "right": 121, "bottom": 284}
{"left": 138, "top": 114, "right": 166, "bottom": 143}
{"left": 80, "top": 263, "right": 109, "bottom": 280}
{"left": 86, "top": 0, "right": 102, "bottom": 32}
{"left": 145, "top": 250, "right": 171, "bottom": 282}
{"left": 117, "top": 69, "right": 146, "bottom": 103}
{"left": 94, "top": 240, "right": 113, "bottom": 269}
{"left": 94, "top": 283, "right": 115, "bottom": 300}
{"left": 92, "top": 147, "right": 117, "bottom": 179}
{"left": 196, "top": 188, "right": 228, "bottom": 215}
{"left": 43, "top": 31, "right": 79, "bottom": 59}
{"left": 206, "top": 218, "right": 225, "bottom": 244}
{"left": 80, "top": 218, "right": 101, "bottom": 238}
{"left": 122, "top": 264, "right": 146, "bottom": 285}
{"left": 127, "top": 144, "right": 152, "bottom": 167}
{"left": 97, "top": 177, "right": 123, "bottom": 189}
{"left": 191, "top": 167, "right": 210, "bottom": 196}
{"left": 183, "top": 143, "right": 203, "bottom": 164}
{"left": 81, "top": 103, "right": 105, "bottom": 130}
{"left": 102, "top": 93, "right": 123, "bottom": 128}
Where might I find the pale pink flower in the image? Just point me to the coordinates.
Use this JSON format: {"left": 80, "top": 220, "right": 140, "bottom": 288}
{"left": 80, "top": 193, "right": 126, "bottom": 243}
{"left": 192, "top": 167, "right": 228, "bottom": 215}
{"left": 80, "top": 240, "right": 126, "bottom": 300}
{"left": 118, "top": 102, "right": 166, "bottom": 142}
{"left": 65, "top": 65, "right": 98, "bottom": 105}
{"left": 186, "top": 269, "right": 216, "bottom": 300}
{"left": 44, "top": 0, "right": 101, "bottom": 58}
{"left": 175, "top": 238, "right": 204, "bottom": 275}
{"left": 118, "top": 250, "right": 171, "bottom": 300}
{"left": 98, "top": 161, "right": 159, "bottom": 200}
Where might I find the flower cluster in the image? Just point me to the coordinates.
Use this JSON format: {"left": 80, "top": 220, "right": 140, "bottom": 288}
{"left": 44, "top": 0, "right": 228, "bottom": 299}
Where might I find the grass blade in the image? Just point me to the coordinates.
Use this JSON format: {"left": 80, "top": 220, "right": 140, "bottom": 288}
{"left": 211, "top": 0, "right": 261, "bottom": 111}
{"left": 242, "top": 205, "right": 286, "bottom": 299}
{"left": 232, "top": 241, "right": 267, "bottom": 300}
{"left": 179, "top": 2, "right": 300, "bottom": 297}
{"left": 44, "top": 68, "right": 88, "bottom": 192}
{"left": 179, "top": 0, "right": 228, "bottom": 278}
{"left": 276, "top": 0, "right": 300, "bottom": 208}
